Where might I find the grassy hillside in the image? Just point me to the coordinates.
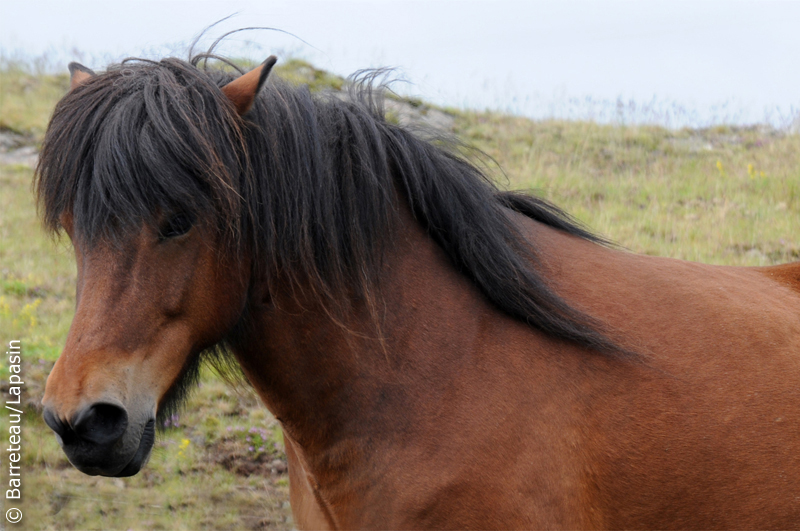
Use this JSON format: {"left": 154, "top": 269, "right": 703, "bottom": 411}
{"left": 470, "top": 115, "right": 800, "bottom": 264}
{"left": 1, "top": 57, "right": 799, "bottom": 530}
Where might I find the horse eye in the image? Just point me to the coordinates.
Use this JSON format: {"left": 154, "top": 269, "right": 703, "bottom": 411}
{"left": 158, "top": 212, "right": 194, "bottom": 241}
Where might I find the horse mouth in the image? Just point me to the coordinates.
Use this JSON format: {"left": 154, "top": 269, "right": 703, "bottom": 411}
{"left": 114, "top": 419, "right": 156, "bottom": 477}
{"left": 65, "top": 418, "right": 156, "bottom": 477}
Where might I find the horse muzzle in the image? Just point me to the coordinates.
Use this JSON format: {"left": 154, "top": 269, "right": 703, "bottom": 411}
{"left": 42, "top": 402, "right": 155, "bottom": 477}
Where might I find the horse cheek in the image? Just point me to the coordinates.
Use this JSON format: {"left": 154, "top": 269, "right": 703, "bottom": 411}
{"left": 186, "top": 247, "right": 249, "bottom": 349}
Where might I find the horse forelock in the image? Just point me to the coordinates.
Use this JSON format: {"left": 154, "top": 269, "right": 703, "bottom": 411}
{"left": 36, "top": 57, "right": 246, "bottom": 248}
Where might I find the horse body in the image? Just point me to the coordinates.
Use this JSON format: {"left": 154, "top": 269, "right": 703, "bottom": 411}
{"left": 530, "top": 220, "right": 800, "bottom": 528}
{"left": 233, "top": 205, "right": 800, "bottom": 529}
{"left": 37, "top": 56, "right": 800, "bottom": 529}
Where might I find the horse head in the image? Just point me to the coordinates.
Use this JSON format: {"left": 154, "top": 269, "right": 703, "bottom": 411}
{"left": 39, "top": 57, "right": 275, "bottom": 477}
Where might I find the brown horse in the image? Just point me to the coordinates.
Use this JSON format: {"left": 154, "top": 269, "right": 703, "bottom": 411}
{"left": 38, "top": 55, "right": 800, "bottom": 529}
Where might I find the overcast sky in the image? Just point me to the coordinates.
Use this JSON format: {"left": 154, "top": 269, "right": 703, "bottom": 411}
{"left": 2, "top": 0, "right": 799, "bottom": 127}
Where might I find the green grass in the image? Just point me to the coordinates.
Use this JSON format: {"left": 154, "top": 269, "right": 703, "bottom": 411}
{"left": 0, "top": 62, "right": 69, "bottom": 139}
{"left": 1, "top": 59, "right": 800, "bottom": 530}
{"left": 457, "top": 115, "right": 800, "bottom": 264}
{"left": 0, "top": 163, "right": 75, "bottom": 380}
{"left": 273, "top": 58, "right": 345, "bottom": 92}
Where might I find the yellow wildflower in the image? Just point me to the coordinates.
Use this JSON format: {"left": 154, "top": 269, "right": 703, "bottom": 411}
{"left": 20, "top": 299, "right": 42, "bottom": 329}
{"left": 178, "top": 438, "right": 190, "bottom": 458}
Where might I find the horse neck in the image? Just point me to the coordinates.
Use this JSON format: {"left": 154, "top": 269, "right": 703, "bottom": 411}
{"left": 233, "top": 201, "right": 512, "bottom": 454}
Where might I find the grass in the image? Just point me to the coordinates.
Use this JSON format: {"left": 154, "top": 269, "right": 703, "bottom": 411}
{"left": 1, "top": 58, "right": 799, "bottom": 530}
{"left": 0, "top": 62, "right": 69, "bottom": 139}
{"left": 460, "top": 115, "right": 800, "bottom": 264}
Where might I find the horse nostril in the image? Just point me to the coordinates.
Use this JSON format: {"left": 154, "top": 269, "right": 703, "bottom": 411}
{"left": 43, "top": 407, "right": 75, "bottom": 445}
{"left": 72, "top": 403, "right": 129, "bottom": 446}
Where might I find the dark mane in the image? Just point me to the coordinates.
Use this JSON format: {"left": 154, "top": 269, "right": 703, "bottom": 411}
{"left": 36, "top": 56, "right": 622, "bottom": 354}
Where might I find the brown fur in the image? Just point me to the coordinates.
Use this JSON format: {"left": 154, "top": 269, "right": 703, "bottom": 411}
{"left": 68, "top": 62, "right": 94, "bottom": 90}
{"left": 228, "top": 207, "right": 800, "bottom": 528}
{"left": 221, "top": 56, "right": 277, "bottom": 114}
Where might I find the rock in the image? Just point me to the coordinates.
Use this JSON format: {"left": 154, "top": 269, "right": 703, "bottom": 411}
{"left": 0, "top": 129, "right": 38, "bottom": 167}
{"left": 384, "top": 98, "right": 456, "bottom": 132}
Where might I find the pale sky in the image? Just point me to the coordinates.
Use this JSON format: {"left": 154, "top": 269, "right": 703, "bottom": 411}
{"left": 2, "top": 0, "right": 799, "bottom": 126}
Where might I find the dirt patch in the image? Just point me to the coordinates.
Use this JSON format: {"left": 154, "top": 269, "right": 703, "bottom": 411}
{"left": 211, "top": 439, "right": 288, "bottom": 477}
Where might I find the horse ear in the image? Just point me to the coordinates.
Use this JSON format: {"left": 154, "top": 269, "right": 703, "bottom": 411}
{"left": 68, "top": 62, "right": 95, "bottom": 90}
{"left": 221, "top": 56, "right": 278, "bottom": 116}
